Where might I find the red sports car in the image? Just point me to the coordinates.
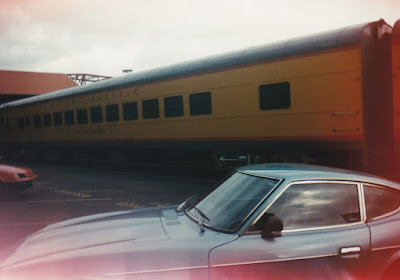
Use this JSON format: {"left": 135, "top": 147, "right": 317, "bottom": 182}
{"left": 0, "top": 164, "right": 38, "bottom": 193}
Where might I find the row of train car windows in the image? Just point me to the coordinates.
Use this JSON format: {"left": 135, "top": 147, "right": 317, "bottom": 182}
{"left": 15, "top": 91, "right": 213, "bottom": 129}
{"left": 2, "top": 82, "right": 290, "bottom": 129}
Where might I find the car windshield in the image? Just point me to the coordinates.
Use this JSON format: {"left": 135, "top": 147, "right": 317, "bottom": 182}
{"left": 187, "top": 171, "right": 280, "bottom": 232}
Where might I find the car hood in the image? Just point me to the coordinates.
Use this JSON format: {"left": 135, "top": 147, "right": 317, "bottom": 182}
{"left": 0, "top": 164, "right": 32, "bottom": 174}
{"left": 0, "top": 206, "right": 236, "bottom": 279}
{"left": 0, "top": 164, "right": 36, "bottom": 182}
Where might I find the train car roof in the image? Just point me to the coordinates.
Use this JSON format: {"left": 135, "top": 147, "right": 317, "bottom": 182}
{"left": 0, "top": 19, "right": 391, "bottom": 110}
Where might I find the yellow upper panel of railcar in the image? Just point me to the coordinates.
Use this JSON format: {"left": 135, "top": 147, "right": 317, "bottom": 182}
{"left": 1, "top": 46, "right": 363, "bottom": 143}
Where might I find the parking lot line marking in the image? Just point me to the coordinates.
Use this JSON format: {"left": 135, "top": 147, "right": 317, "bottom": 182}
{"left": 54, "top": 189, "right": 93, "bottom": 198}
{"left": 0, "top": 198, "right": 112, "bottom": 204}
{"left": 36, "top": 187, "right": 57, "bottom": 190}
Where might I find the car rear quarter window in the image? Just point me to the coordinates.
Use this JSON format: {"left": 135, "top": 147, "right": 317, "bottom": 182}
{"left": 364, "top": 185, "right": 400, "bottom": 220}
{"left": 266, "top": 182, "right": 360, "bottom": 230}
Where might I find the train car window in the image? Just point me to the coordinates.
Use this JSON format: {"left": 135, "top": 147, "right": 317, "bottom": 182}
{"left": 43, "top": 114, "right": 52, "bottom": 127}
{"left": 6, "top": 119, "right": 10, "bottom": 129}
{"left": 25, "top": 116, "right": 30, "bottom": 127}
{"left": 142, "top": 99, "right": 159, "bottom": 119}
{"left": 164, "top": 95, "right": 183, "bottom": 117}
{"left": 64, "top": 110, "right": 75, "bottom": 126}
{"left": 90, "top": 106, "right": 103, "bottom": 123}
{"left": 123, "top": 102, "right": 138, "bottom": 121}
{"left": 106, "top": 104, "right": 119, "bottom": 122}
{"left": 53, "top": 112, "right": 62, "bottom": 126}
{"left": 17, "top": 117, "right": 24, "bottom": 129}
{"left": 77, "top": 108, "right": 88, "bottom": 124}
{"left": 189, "top": 92, "right": 212, "bottom": 116}
{"left": 259, "top": 82, "right": 291, "bottom": 110}
{"left": 33, "top": 115, "right": 42, "bottom": 128}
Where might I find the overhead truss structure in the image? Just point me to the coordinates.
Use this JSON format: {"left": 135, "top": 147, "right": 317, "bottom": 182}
{"left": 67, "top": 73, "right": 112, "bottom": 85}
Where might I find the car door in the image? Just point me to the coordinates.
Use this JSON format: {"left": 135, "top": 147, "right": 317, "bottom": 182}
{"left": 363, "top": 183, "right": 400, "bottom": 279}
{"left": 209, "top": 181, "right": 370, "bottom": 279}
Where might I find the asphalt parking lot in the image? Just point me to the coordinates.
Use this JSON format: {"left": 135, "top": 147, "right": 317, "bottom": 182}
{"left": 0, "top": 162, "right": 215, "bottom": 250}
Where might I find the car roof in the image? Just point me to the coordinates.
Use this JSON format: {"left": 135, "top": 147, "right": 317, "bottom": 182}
{"left": 238, "top": 163, "right": 400, "bottom": 189}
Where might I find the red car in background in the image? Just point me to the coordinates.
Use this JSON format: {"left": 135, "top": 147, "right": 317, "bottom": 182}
{"left": 0, "top": 164, "right": 38, "bottom": 193}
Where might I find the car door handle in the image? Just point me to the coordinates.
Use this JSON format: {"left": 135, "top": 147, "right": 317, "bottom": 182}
{"left": 339, "top": 246, "right": 361, "bottom": 259}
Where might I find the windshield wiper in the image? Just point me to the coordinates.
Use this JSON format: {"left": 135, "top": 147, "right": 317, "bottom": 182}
{"left": 193, "top": 206, "right": 210, "bottom": 233}
{"left": 177, "top": 194, "right": 211, "bottom": 233}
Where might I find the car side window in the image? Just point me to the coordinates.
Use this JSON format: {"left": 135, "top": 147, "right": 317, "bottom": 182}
{"left": 265, "top": 182, "right": 360, "bottom": 230}
{"left": 364, "top": 184, "right": 400, "bottom": 220}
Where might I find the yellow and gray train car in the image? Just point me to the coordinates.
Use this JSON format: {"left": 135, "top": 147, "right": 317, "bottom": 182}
{"left": 1, "top": 19, "right": 400, "bottom": 180}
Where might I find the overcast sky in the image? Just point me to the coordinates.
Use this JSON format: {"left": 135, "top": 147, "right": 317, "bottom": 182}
{"left": 1, "top": 0, "right": 399, "bottom": 77}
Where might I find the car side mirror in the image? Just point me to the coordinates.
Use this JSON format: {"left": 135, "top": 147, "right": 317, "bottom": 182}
{"left": 261, "top": 215, "right": 283, "bottom": 239}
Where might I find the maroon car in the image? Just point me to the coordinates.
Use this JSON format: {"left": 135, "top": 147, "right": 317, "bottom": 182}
{"left": 0, "top": 164, "right": 38, "bottom": 193}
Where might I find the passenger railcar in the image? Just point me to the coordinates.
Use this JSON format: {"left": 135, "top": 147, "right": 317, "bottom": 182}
{"left": 1, "top": 19, "right": 399, "bottom": 180}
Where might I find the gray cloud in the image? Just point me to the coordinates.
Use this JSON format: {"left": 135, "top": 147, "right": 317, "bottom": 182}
{"left": 1, "top": 0, "right": 399, "bottom": 77}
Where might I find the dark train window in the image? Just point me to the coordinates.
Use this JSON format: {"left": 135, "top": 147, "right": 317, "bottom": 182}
{"left": 6, "top": 119, "right": 10, "bottom": 129}
{"left": 142, "top": 99, "right": 159, "bottom": 119}
{"left": 259, "top": 82, "right": 291, "bottom": 110}
{"left": 164, "top": 95, "right": 183, "bottom": 117}
{"left": 25, "top": 116, "right": 30, "bottom": 126}
{"left": 189, "top": 92, "right": 212, "bottom": 116}
{"left": 106, "top": 104, "right": 119, "bottom": 122}
{"left": 64, "top": 110, "right": 75, "bottom": 125}
{"left": 90, "top": 106, "right": 103, "bottom": 123}
{"left": 53, "top": 112, "right": 62, "bottom": 126}
{"left": 77, "top": 108, "right": 88, "bottom": 124}
{"left": 43, "top": 114, "right": 52, "bottom": 127}
{"left": 33, "top": 115, "right": 42, "bottom": 128}
{"left": 123, "top": 102, "right": 138, "bottom": 121}
{"left": 18, "top": 117, "right": 24, "bottom": 129}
